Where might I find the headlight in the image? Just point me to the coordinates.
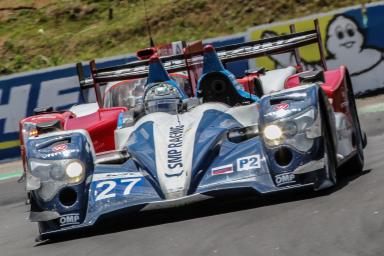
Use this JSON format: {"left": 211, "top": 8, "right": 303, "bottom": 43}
{"left": 264, "top": 125, "right": 283, "bottom": 141}
{"left": 65, "top": 161, "right": 85, "bottom": 183}
{"left": 30, "top": 159, "right": 85, "bottom": 183}
{"left": 282, "top": 121, "right": 298, "bottom": 138}
{"left": 29, "top": 158, "right": 85, "bottom": 201}
{"left": 263, "top": 107, "right": 319, "bottom": 151}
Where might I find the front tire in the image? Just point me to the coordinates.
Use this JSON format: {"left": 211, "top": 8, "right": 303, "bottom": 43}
{"left": 323, "top": 112, "right": 338, "bottom": 187}
{"left": 344, "top": 75, "right": 364, "bottom": 173}
{"left": 316, "top": 92, "right": 338, "bottom": 190}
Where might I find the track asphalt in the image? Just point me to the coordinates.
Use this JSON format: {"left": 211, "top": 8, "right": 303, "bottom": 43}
{"left": 0, "top": 95, "right": 383, "bottom": 256}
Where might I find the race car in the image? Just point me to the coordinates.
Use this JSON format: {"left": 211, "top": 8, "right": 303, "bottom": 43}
{"left": 24, "top": 20, "right": 366, "bottom": 240}
{"left": 18, "top": 46, "right": 191, "bottom": 175}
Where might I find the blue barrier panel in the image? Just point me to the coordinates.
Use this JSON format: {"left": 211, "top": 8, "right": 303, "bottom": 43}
{"left": 0, "top": 56, "right": 137, "bottom": 161}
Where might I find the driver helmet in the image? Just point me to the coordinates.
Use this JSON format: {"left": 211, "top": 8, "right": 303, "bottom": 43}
{"left": 143, "top": 82, "right": 183, "bottom": 114}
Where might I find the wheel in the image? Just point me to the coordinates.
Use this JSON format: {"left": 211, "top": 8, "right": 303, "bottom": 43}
{"left": 316, "top": 93, "right": 338, "bottom": 190}
{"left": 322, "top": 110, "right": 338, "bottom": 186}
{"left": 344, "top": 77, "right": 364, "bottom": 173}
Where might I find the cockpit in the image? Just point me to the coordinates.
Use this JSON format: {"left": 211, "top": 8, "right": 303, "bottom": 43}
{"left": 103, "top": 74, "right": 191, "bottom": 110}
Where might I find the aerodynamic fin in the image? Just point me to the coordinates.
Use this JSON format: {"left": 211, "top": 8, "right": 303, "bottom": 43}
{"left": 147, "top": 55, "right": 172, "bottom": 84}
{"left": 146, "top": 55, "right": 187, "bottom": 99}
{"left": 202, "top": 45, "right": 226, "bottom": 74}
{"left": 197, "top": 45, "right": 259, "bottom": 104}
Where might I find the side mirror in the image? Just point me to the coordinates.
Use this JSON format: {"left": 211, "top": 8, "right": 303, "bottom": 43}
{"left": 33, "top": 106, "right": 53, "bottom": 115}
{"left": 298, "top": 70, "right": 325, "bottom": 84}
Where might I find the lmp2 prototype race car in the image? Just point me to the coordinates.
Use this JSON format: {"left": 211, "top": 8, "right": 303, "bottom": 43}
{"left": 22, "top": 20, "right": 366, "bottom": 240}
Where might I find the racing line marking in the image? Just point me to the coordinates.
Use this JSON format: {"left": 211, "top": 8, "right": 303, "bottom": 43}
{"left": 359, "top": 102, "right": 384, "bottom": 114}
{"left": 0, "top": 172, "right": 22, "bottom": 181}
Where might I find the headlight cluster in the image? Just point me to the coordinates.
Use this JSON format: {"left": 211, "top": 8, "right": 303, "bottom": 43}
{"left": 263, "top": 108, "right": 321, "bottom": 151}
{"left": 29, "top": 158, "right": 85, "bottom": 201}
{"left": 30, "top": 158, "right": 85, "bottom": 183}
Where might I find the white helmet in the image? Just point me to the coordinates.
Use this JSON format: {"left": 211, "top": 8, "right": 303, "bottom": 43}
{"left": 143, "top": 82, "right": 183, "bottom": 114}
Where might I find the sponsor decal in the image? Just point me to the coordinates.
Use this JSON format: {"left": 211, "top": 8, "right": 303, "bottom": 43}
{"left": 265, "top": 107, "right": 302, "bottom": 117}
{"left": 94, "top": 178, "right": 142, "bottom": 201}
{"left": 166, "top": 125, "right": 185, "bottom": 177}
{"left": 273, "top": 103, "right": 289, "bottom": 110}
{"left": 59, "top": 213, "right": 80, "bottom": 226}
{"left": 31, "top": 114, "right": 59, "bottom": 121}
{"left": 211, "top": 164, "right": 234, "bottom": 175}
{"left": 52, "top": 143, "right": 68, "bottom": 152}
{"left": 41, "top": 149, "right": 78, "bottom": 159}
{"left": 92, "top": 172, "right": 144, "bottom": 181}
{"left": 275, "top": 173, "right": 295, "bottom": 186}
{"left": 237, "top": 154, "right": 261, "bottom": 172}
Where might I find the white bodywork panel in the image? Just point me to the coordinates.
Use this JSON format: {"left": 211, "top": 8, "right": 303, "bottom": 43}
{"left": 115, "top": 102, "right": 259, "bottom": 199}
{"left": 68, "top": 103, "right": 99, "bottom": 117}
{"left": 259, "top": 66, "right": 296, "bottom": 94}
{"left": 114, "top": 102, "right": 259, "bottom": 150}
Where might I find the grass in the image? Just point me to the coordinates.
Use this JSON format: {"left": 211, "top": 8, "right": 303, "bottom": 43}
{"left": 0, "top": 0, "right": 379, "bottom": 75}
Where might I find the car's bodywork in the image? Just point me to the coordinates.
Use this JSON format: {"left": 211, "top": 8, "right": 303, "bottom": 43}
{"left": 23, "top": 20, "right": 365, "bottom": 240}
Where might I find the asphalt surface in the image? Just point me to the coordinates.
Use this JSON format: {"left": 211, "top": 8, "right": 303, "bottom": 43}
{"left": 1, "top": 96, "right": 384, "bottom": 256}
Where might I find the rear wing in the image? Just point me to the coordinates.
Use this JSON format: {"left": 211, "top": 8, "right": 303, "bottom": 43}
{"left": 77, "top": 19, "right": 326, "bottom": 105}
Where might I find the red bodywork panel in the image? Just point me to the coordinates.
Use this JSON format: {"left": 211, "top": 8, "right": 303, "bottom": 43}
{"left": 285, "top": 66, "right": 349, "bottom": 114}
{"left": 65, "top": 107, "right": 126, "bottom": 153}
{"left": 21, "top": 112, "right": 74, "bottom": 128}
{"left": 20, "top": 107, "right": 126, "bottom": 156}
{"left": 237, "top": 75, "right": 258, "bottom": 95}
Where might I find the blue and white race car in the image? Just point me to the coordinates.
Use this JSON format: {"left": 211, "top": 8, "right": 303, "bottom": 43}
{"left": 25, "top": 22, "right": 366, "bottom": 240}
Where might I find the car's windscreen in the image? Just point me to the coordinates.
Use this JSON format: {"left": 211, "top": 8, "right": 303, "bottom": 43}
{"left": 103, "top": 74, "right": 190, "bottom": 109}
{"left": 104, "top": 78, "right": 146, "bottom": 109}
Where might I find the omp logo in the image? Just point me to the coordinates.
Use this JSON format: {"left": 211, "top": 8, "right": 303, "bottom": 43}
{"left": 275, "top": 173, "right": 295, "bottom": 186}
{"left": 59, "top": 213, "right": 80, "bottom": 226}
